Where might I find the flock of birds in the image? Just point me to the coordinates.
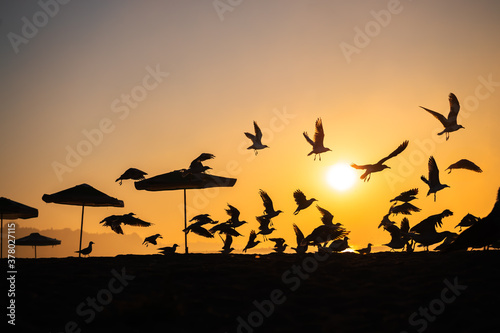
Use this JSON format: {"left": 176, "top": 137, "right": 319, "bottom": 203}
{"left": 76, "top": 92, "right": 499, "bottom": 256}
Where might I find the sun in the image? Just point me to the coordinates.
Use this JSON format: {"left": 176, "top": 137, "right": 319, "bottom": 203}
{"left": 326, "top": 163, "right": 357, "bottom": 191}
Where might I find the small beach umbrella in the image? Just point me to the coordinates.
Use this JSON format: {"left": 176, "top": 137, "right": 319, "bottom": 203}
{"left": 16, "top": 232, "right": 61, "bottom": 258}
{"left": 135, "top": 170, "right": 237, "bottom": 253}
{"left": 0, "top": 197, "right": 38, "bottom": 258}
{"left": 42, "top": 184, "right": 124, "bottom": 257}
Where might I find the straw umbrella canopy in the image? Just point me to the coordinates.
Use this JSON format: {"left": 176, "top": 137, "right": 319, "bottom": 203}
{"left": 135, "top": 170, "right": 237, "bottom": 253}
{"left": 0, "top": 197, "right": 39, "bottom": 258}
{"left": 42, "top": 184, "right": 124, "bottom": 257}
{"left": 16, "top": 232, "right": 61, "bottom": 258}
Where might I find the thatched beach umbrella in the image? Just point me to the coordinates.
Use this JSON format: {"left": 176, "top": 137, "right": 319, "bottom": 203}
{"left": 0, "top": 197, "right": 38, "bottom": 258}
{"left": 16, "top": 232, "right": 61, "bottom": 258}
{"left": 42, "top": 184, "right": 124, "bottom": 257}
{"left": 135, "top": 170, "right": 237, "bottom": 253}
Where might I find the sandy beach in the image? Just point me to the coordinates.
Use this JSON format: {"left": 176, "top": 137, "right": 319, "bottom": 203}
{"left": 10, "top": 251, "right": 500, "bottom": 333}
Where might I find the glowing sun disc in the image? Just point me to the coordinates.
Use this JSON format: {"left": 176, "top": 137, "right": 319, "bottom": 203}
{"left": 327, "top": 163, "right": 357, "bottom": 191}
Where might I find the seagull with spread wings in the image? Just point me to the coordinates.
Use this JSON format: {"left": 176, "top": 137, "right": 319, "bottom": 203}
{"left": 408, "top": 210, "right": 454, "bottom": 251}
{"left": 259, "top": 189, "right": 283, "bottom": 221}
{"left": 303, "top": 118, "right": 331, "bottom": 161}
{"left": 445, "top": 159, "right": 482, "bottom": 174}
{"left": 182, "top": 153, "right": 215, "bottom": 177}
{"left": 293, "top": 189, "right": 317, "bottom": 215}
{"left": 421, "top": 156, "right": 449, "bottom": 202}
{"left": 115, "top": 168, "right": 147, "bottom": 185}
{"left": 351, "top": 140, "right": 409, "bottom": 182}
{"left": 100, "top": 213, "right": 153, "bottom": 235}
{"left": 243, "top": 230, "right": 260, "bottom": 252}
{"left": 291, "top": 223, "right": 308, "bottom": 254}
{"left": 390, "top": 188, "right": 419, "bottom": 203}
{"left": 420, "top": 93, "right": 464, "bottom": 141}
{"left": 245, "top": 121, "right": 268, "bottom": 155}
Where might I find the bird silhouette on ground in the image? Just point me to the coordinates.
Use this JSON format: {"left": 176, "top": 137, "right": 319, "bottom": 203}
{"left": 327, "top": 236, "right": 350, "bottom": 253}
{"left": 445, "top": 159, "right": 482, "bottom": 174}
{"left": 421, "top": 156, "right": 449, "bottom": 202}
{"left": 382, "top": 217, "right": 411, "bottom": 251}
{"left": 245, "top": 121, "right": 268, "bottom": 155}
{"left": 444, "top": 187, "right": 500, "bottom": 251}
{"left": 351, "top": 140, "right": 409, "bottom": 182}
{"left": 356, "top": 243, "right": 372, "bottom": 255}
{"left": 408, "top": 209, "right": 453, "bottom": 251}
{"left": 115, "top": 168, "right": 147, "bottom": 185}
{"left": 143, "top": 233, "right": 162, "bottom": 246}
{"left": 75, "top": 241, "right": 94, "bottom": 257}
{"left": 158, "top": 244, "right": 178, "bottom": 255}
{"left": 293, "top": 189, "right": 317, "bottom": 215}
{"left": 420, "top": 93, "right": 464, "bottom": 140}
{"left": 303, "top": 117, "right": 331, "bottom": 161}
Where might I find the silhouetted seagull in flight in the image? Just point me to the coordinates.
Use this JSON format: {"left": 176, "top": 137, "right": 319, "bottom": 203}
{"left": 256, "top": 215, "right": 276, "bottom": 240}
{"left": 269, "top": 238, "right": 287, "bottom": 253}
{"left": 356, "top": 243, "right": 372, "bottom": 255}
{"left": 351, "top": 140, "right": 409, "bottom": 182}
{"left": 259, "top": 189, "right": 283, "bottom": 221}
{"left": 75, "top": 241, "right": 94, "bottom": 257}
{"left": 224, "top": 204, "right": 247, "bottom": 228}
{"left": 383, "top": 217, "right": 411, "bottom": 251}
{"left": 221, "top": 234, "right": 234, "bottom": 254}
{"left": 455, "top": 213, "right": 480, "bottom": 232}
{"left": 293, "top": 189, "right": 317, "bottom": 215}
{"left": 158, "top": 244, "right": 178, "bottom": 254}
{"left": 209, "top": 222, "right": 243, "bottom": 237}
{"left": 291, "top": 223, "right": 308, "bottom": 254}
{"left": 389, "top": 202, "right": 421, "bottom": 216}
{"left": 420, "top": 93, "right": 464, "bottom": 140}
{"left": 116, "top": 168, "right": 147, "bottom": 185}
{"left": 445, "top": 159, "right": 482, "bottom": 174}
{"left": 243, "top": 230, "right": 260, "bottom": 252}
{"left": 100, "top": 213, "right": 153, "bottom": 235}
{"left": 408, "top": 209, "right": 453, "bottom": 251}
{"left": 316, "top": 205, "right": 334, "bottom": 225}
{"left": 421, "top": 156, "right": 449, "bottom": 201}
{"left": 183, "top": 224, "right": 214, "bottom": 238}
{"left": 444, "top": 187, "right": 500, "bottom": 251}
{"left": 189, "top": 214, "right": 218, "bottom": 226}
{"left": 303, "top": 118, "right": 331, "bottom": 161}
{"left": 245, "top": 121, "right": 268, "bottom": 155}
{"left": 143, "top": 233, "right": 163, "bottom": 246}
{"left": 182, "top": 153, "right": 215, "bottom": 177}
{"left": 390, "top": 188, "right": 419, "bottom": 203}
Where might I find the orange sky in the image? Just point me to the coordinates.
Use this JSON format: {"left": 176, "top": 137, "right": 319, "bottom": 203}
{"left": 1, "top": 0, "right": 500, "bottom": 257}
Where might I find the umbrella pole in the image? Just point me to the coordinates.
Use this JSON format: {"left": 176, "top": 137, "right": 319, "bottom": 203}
{"left": 79, "top": 205, "right": 85, "bottom": 258}
{"left": 34, "top": 245, "right": 37, "bottom": 259}
{"left": 184, "top": 189, "right": 188, "bottom": 254}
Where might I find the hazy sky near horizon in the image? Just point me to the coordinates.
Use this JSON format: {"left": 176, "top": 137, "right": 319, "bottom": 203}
{"left": 1, "top": 0, "right": 500, "bottom": 257}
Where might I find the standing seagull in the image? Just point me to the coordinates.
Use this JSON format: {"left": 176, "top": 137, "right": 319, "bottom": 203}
{"left": 445, "top": 159, "right": 482, "bottom": 174}
{"left": 303, "top": 118, "right": 331, "bottom": 161}
{"left": 245, "top": 121, "right": 268, "bottom": 155}
{"left": 420, "top": 93, "right": 464, "bottom": 140}
{"left": 351, "top": 140, "right": 409, "bottom": 182}
{"left": 115, "top": 168, "right": 147, "bottom": 185}
{"left": 421, "top": 156, "right": 449, "bottom": 202}
{"left": 293, "top": 189, "right": 317, "bottom": 215}
{"left": 75, "top": 241, "right": 94, "bottom": 257}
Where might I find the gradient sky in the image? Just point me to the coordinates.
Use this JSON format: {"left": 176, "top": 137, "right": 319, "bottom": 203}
{"left": 1, "top": 0, "right": 500, "bottom": 257}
